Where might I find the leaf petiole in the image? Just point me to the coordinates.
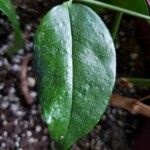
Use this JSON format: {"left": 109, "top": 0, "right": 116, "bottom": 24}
{"left": 76, "top": 0, "right": 150, "bottom": 20}
{"left": 111, "top": 12, "right": 123, "bottom": 40}
{"left": 127, "top": 78, "right": 150, "bottom": 87}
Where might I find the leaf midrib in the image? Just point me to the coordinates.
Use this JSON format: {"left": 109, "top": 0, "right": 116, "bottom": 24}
{"left": 64, "top": 3, "right": 74, "bottom": 141}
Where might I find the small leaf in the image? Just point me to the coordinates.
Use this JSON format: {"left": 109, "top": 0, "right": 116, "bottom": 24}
{"left": 34, "top": 3, "right": 116, "bottom": 149}
{"left": 100, "top": 0, "right": 149, "bottom": 15}
{"left": 78, "top": 0, "right": 150, "bottom": 20}
{"left": 127, "top": 78, "right": 150, "bottom": 87}
{"left": 0, "top": 0, "right": 23, "bottom": 55}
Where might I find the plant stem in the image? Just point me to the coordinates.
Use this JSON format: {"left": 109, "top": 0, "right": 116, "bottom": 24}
{"left": 111, "top": 94, "right": 150, "bottom": 117}
{"left": 111, "top": 12, "right": 123, "bottom": 40}
{"left": 76, "top": 0, "right": 150, "bottom": 20}
{"left": 127, "top": 78, "right": 150, "bottom": 87}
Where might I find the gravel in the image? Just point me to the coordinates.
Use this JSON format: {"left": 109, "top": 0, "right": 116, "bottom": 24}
{"left": 0, "top": 0, "right": 150, "bottom": 149}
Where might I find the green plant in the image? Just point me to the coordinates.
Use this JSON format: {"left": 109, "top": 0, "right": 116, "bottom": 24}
{"left": 1, "top": 0, "right": 149, "bottom": 149}
{"left": 0, "top": 0, "right": 23, "bottom": 55}
{"left": 34, "top": 2, "right": 116, "bottom": 149}
{"left": 79, "top": 0, "right": 149, "bottom": 39}
{"left": 33, "top": 0, "right": 150, "bottom": 149}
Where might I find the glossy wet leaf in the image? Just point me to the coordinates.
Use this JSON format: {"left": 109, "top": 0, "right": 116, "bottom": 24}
{"left": 34, "top": 3, "right": 116, "bottom": 149}
{"left": 100, "top": 0, "right": 149, "bottom": 15}
{"left": 0, "top": 0, "right": 23, "bottom": 55}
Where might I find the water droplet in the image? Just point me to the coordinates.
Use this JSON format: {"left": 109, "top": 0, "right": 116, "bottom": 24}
{"left": 59, "top": 22, "right": 63, "bottom": 27}
{"left": 85, "top": 84, "right": 90, "bottom": 90}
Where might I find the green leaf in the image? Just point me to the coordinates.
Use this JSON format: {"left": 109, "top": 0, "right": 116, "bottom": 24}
{"left": 127, "top": 78, "right": 150, "bottom": 87}
{"left": 101, "top": 0, "right": 149, "bottom": 15}
{"left": 77, "top": 0, "right": 150, "bottom": 20}
{"left": 34, "top": 3, "right": 116, "bottom": 149}
{"left": 0, "top": 0, "right": 23, "bottom": 55}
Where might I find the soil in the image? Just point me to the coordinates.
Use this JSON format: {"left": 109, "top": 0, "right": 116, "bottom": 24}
{"left": 0, "top": 0, "right": 150, "bottom": 150}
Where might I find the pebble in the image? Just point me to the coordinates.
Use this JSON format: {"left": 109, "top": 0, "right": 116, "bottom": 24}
{"left": 24, "top": 120, "right": 29, "bottom": 129}
{"left": 16, "top": 136, "right": 21, "bottom": 142}
{"left": 3, "top": 96, "right": 8, "bottom": 101}
{"left": 14, "top": 134, "right": 18, "bottom": 138}
{"left": 1, "top": 114, "right": 5, "bottom": 120}
{"left": 112, "top": 109, "right": 117, "bottom": 115}
{"left": 0, "top": 83, "right": 4, "bottom": 90}
{"left": 9, "top": 87, "right": 16, "bottom": 94}
{"left": 10, "top": 104, "right": 18, "bottom": 112}
{"left": 12, "top": 55, "right": 22, "bottom": 63}
{"left": 29, "top": 119, "right": 34, "bottom": 127}
{"left": 42, "top": 136, "right": 48, "bottom": 141}
{"left": 30, "top": 91, "right": 37, "bottom": 98}
{"left": 18, "top": 49, "right": 24, "bottom": 55}
{"left": 109, "top": 114, "right": 115, "bottom": 121}
{"left": 4, "top": 58, "right": 10, "bottom": 67}
{"left": 15, "top": 141, "right": 20, "bottom": 147}
{"left": 11, "top": 64, "right": 21, "bottom": 71}
{"left": 31, "top": 109, "right": 38, "bottom": 115}
{"left": 25, "top": 42, "right": 33, "bottom": 51}
{"left": 9, "top": 96, "right": 19, "bottom": 102}
{"left": 27, "top": 66, "right": 32, "bottom": 71}
{"left": 90, "top": 139, "right": 96, "bottom": 149}
{"left": 3, "top": 131, "right": 8, "bottom": 137}
{"left": 14, "top": 119, "right": 18, "bottom": 126}
{"left": 21, "top": 133, "right": 25, "bottom": 138}
{"left": 72, "top": 145, "right": 80, "bottom": 150}
{"left": 30, "top": 32, "right": 34, "bottom": 37}
{"left": 0, "top": 45, "right": 9, "bottom": 55}
{"left": 95, "top": 145, "right": 101, "bottom": 150}
{"left": 43, "top": 128, "right": 48, "bottom": 134}
{"left": 28, "top": 137, "right": 36, "bottom": 144}
{"left": 26, "top": 24, "right": 32, "bottom": 31}
{"left": 95, "top": 125, "right": 101, "bottom": 133}
{"left": 2, "top": 120, "right": 8, "bottom": 126}
{"left": 1, "top": 142, "right": 6, "bottom": 147}
{"left": 35, "top": 125, "right": 42, "bottom": 133}
{"left": 130, "top": 53, "right": 138, "bottom": 60}
{"left": 16, "top": 110, "right": 25, "bottom": 117}
{"left": 115, "top": 42, "right": 120, "bottom": 49}
{"left": 102, "top": 115, "right": 107, "bottom": 121}
{"left": 1, "top": 101, "right": 9, "bottom": 109}
{"left": 27, "top": 77, "right": 36, "bottom": 87}
{"left": 0, "top": 18, "right": 4, "bottom": 23}
{"left": 26, "top": 130, "right": 32, "bottom": 137}
{"left": 7, "top": 33, "right": 13, "bottom": 40}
